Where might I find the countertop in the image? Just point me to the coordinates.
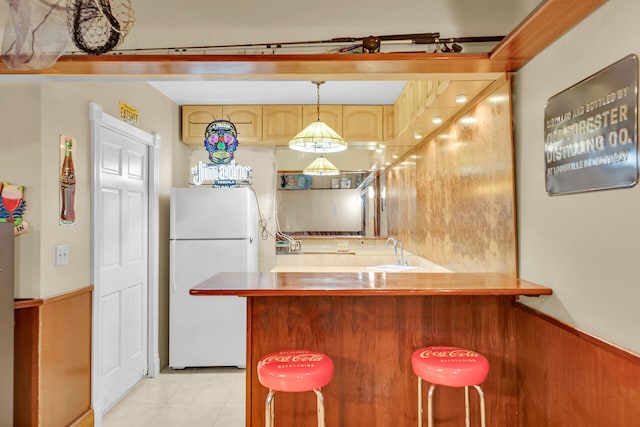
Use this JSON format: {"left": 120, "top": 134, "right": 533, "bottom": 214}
{"left": 189, "top": 272, "right": 552, "bottom": 297}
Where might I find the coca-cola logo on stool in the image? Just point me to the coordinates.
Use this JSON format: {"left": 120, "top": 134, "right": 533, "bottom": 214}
{"left": 419, "top": 347, "right": 480, "bottom": 362}
{"left": 261, "top": 352, "right": 325, "bottom": 365}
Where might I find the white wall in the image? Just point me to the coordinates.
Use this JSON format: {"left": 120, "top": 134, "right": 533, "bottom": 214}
{"left": 514, "top": 0, "right": 640, "bottom": 353}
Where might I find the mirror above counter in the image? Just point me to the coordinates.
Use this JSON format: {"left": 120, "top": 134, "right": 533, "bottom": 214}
{"left": 275, "top": 146, "right": 395, "bottom": 238}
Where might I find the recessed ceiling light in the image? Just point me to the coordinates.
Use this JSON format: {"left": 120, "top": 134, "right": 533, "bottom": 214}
{"left": 378, "top": 143, "right": 386, "bottom": 149}
{"left": 413, "top": 131, "right": 423, "bottom": 140}
{"left": 432, "top": 116, "right": 442, "bottom": 124}
{"left": 455, "top": 94, "right": 468, "bottom": 104}
{"left": 460, "top": 116, "right": 477, "bottom": 124}
{"left": 392, "top": 154, "right": 399, "bottom": 159}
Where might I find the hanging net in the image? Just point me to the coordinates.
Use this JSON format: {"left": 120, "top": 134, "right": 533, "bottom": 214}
{"left": 1, "top": 0, "right": 135, "bottom": 69}
{"left": 1, "top": 0, "right": 70, "bottom": 70}
{"left": 66, "top": 0, "right": 135, "bottom": 55}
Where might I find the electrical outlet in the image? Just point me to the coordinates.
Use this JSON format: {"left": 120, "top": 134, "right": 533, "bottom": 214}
{"left": 56, "top": 245, "right": 69, "bottom": 266}
{"left": 360, "top": 239, "right": 376, "bottom": 248}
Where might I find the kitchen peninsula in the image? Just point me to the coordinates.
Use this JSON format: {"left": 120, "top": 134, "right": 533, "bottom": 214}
{"left": 191, "top": 272, "right": 551, "bottom": 426}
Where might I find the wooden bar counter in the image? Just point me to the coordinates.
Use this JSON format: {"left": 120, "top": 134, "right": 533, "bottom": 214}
{"left": 191, "top": 272, "right": 551, "bottom": 426}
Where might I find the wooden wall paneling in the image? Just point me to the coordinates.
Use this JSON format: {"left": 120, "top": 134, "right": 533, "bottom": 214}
{"left": 40, "top": 288, "right": 92, "bottom": 427}
{"left": 515, "top": 303, "right": 640, "bottom": 427}
{"left": 13, "top": 287, "right": 93, "bottom": 427}
{"left": 246, "top": 295, "right": 518, "bottom": 427}
{"left": 13, "top": 303, "right": 40, "bottom": 427}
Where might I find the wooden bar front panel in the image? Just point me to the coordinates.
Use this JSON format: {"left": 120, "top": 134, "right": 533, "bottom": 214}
{"left": 515, "top": 303, "right": 640, "bottom": 427}
{"left": 246, "top": 295, "right": 518, "bottom": 426}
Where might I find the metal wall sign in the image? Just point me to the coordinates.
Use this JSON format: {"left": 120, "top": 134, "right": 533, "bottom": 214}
{"left": 544, "top": 54, "right": 638, "bottom": 195}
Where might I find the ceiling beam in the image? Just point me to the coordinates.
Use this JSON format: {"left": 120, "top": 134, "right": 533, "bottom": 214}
{"left": 490, "top": 0, "right": 608, "bottom": 68}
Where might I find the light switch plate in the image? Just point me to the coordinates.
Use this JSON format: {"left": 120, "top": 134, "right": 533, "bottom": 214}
{"left": 56, "top": 245, "right": 69, "bottom": 266}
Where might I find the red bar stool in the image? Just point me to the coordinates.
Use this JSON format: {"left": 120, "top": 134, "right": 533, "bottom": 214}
{"left": 411, "top": 346, "right": 489, "bottom": 427}
{"left": 257, "top": 350, "right": 334, "bottom": 427}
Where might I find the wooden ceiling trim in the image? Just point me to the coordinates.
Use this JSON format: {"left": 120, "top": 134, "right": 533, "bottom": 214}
{"left": 490, "top": 0, "right": 608, "bottom": 67}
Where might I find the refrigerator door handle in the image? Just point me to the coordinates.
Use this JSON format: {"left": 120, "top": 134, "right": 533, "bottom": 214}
{"left": 171, "top": 267, "right": 176, "bottom": 293}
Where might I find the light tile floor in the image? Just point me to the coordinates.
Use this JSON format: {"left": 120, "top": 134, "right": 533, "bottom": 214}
{"left": 102, "top": 367, "right": 246, "bottom": 427}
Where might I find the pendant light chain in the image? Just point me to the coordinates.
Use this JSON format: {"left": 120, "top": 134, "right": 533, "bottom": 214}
{"left": 316, "top": 82, "right": 320, "bottom": 120}
{"left": 313, "top": 81, "right": 325, "bottom": 121}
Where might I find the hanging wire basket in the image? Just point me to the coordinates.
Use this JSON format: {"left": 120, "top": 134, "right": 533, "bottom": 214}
{"left": 67, "top": 0, "right": 135, "bottom": 55}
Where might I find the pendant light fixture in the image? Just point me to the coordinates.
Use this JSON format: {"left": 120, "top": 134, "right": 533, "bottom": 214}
{"left": 289, "top": 81, "right": 348, "bottom": 153}
{"left": 303, "top": 155, "right": 340, "bottom": 176}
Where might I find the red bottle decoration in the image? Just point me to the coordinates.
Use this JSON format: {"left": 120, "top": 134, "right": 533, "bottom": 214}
{"left": 60, "top": 138, "right": 76, "bottom": 224}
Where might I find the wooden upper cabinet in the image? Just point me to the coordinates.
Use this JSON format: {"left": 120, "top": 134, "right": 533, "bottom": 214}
{"left": 223, "top": 105, "right": 263, "bottom": 144}
{"left": 342, "top": 105, "right": 383, "bottom": 142}
{"left": 383, "top": 105, "right": 395, "bottom": 142}
{"left": 302, "top": 105, "right": 343, "bottom": 135}
{"left": 181, "top": 105, "right": 223, "bottom": 145}
{"left": 181, "top": 105, "right": 262, "bottom": 145}
{"left": 182, "top": 104, "right": 389, "bottom": 145}
{"left": 262, "top": 105, "right": 302, "bottom": 144}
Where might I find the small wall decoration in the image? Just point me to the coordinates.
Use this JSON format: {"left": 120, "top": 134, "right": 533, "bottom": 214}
{"left": 204, "top": 120, "right": 239, "bottom": 165}
{"left": 192, "top": 120, "right": 252, "bottom": 187}
{"left": 60, "top": 134, "right": 76, "bottom": 225}
{"left": 0, "top": 182, "right": 30, "bottom": 236}
{"left": 119, "top": 100, "right": 139, "bottom": 125}
{"left": 544, "top": 54, "right": 638, "bottom": 195}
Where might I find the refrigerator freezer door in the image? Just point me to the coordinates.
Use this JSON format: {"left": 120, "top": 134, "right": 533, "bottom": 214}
{"left": 170, "top": 187, "right": 256, "bottom": 240}
{"left": 170, "top": 239, "right": 250, "bottom": 368}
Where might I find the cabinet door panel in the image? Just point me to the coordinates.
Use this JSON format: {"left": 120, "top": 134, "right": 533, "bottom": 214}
{"left": 181, "top": 105, "right": 223, "bottom": 145}
{"left": 343, "top": 106, "right": 383, "bottom": 142}
{"left": 263, "top": 105, "right": 302, "bottom": 144}
{"left": 223, "top": 105, "right": 263, "bottom": 144}
{"left": 302, "top": 105, "right": 343, "bottom": 134}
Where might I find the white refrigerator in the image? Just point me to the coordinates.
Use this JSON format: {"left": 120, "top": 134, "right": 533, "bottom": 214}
{"left": 169, "top": 186, "right": 258, "bottom": 369}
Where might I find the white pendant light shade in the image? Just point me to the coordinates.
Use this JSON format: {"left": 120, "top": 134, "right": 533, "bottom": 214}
{"left": 303, "top": 155, "right": 340, "bottom": 176}
{"left": 289, "top": 120, "right": 348, "bottom": 153}
{"left": 289, "top": 81, "right": 348, "bottom": 153}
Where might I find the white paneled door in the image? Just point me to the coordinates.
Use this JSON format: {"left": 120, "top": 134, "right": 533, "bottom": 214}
{"left": 90, "top": 104, "right": 160, "bottom": 423}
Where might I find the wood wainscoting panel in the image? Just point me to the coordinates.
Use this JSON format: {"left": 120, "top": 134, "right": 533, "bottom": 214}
{"left": 13, "top": 303, "right": 40, "bottom": 427}
{"left": 246, "top": 295, "right": 518, "bottom": 426}
{"left": 14, "top": 287, "right": 93, "bottom": 427}
{"left": 515, "top": 303, "right": 640, "bottom": 426}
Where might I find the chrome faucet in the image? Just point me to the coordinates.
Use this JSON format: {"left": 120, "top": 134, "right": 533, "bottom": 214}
{"left": 394, "top": 239, "right": 407, "bottom": 266}
{"left": 386, "top": 237, "right": 397, "bottom": 254}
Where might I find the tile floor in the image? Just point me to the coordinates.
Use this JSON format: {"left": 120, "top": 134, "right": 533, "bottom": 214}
{"left": 102, "top": 367, "right": 246, "bottom": 427}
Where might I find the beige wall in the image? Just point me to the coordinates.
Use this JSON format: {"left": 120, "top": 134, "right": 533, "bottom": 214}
{"left": 0, "top": 83, "right": 43, "bottom": 297}
{"left": 514, "top": 0, "right": 640, "bottom": 353}
{"left": 0, "top": 81, "right": 178, "bottom": 364}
